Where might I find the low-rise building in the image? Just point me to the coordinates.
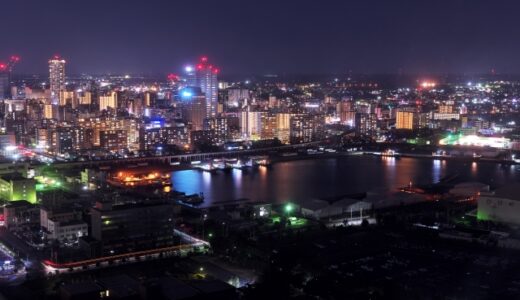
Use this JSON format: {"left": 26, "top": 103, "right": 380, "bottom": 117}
{"left": 0, "top": 173, "right": 36, "bottom": 203}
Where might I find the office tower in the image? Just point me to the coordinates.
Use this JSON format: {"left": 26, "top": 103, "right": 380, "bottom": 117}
{"left": 185, "top": 56, "right": 219, "bottom": 118}
{"left": 180, "top": 87, "right": 206, "bottom": 131}
{"left": 48, "top": 56, "right": 66, "bottom": 103}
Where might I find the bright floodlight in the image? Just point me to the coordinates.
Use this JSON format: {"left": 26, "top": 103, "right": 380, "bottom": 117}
{"left": 182, "top": 90, "right": 193, "bottom": 98}
{"left": 185, "top": 66, "right": 193, "bottom": 72}
{"left": 285, "top": 203, "right": 293, "bottom": 213}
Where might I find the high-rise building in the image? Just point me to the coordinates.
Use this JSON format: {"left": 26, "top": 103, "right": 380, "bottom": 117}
{"left": 239, "top": 110, "right": 264, "bottom": 139}
{"left": 48, "top": 56, "right": 66, "bottom": 103}
{"left": 290, "top": 114, "right": 324, "bottom": 144}
{"left": 355, "top": 113, "right": 378, "bottom": 136}
{"left": 180, "top": 87, "right": 206, "bottom": 131}
{"left": 185, "top": 56, "right": 219, "bottom": 117}
{"left": 0, "top": 73, "right": 8, "bottom": 100}
{"left": 275, "top": 113, "right": 293, "bottom": 144}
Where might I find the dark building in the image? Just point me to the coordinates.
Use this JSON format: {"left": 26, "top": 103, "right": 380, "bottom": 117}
{"left": 290, "top": 114, "right": 324, "bottom": 144}
{"left": 89, "top": 200, "right": 175, "bottom": 257}
{"left": 99, "top": 130, "right": 127, "bottom": 153}
{"left": 355, "top": 112, "right": 378, "bottom": 137}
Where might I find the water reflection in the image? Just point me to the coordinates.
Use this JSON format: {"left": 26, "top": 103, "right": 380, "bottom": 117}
{"left": 170, "top": 156, "right": 520, "bottom": 207}
{"left": 471, "top": 162, "right": 478, "bottom": 175}
{"left": 232, "top": 169, "right": 242, "bottom": 188}
{"left": 433, "top": 159, "right": 442, "bottom": 183}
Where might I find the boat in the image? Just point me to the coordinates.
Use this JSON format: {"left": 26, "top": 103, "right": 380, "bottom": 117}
{"left": 380, "top": 149, "right": 400, "bottom": 158}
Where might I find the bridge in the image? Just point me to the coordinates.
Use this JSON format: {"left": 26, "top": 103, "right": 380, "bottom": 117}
{"left": 34, "top": 142, "right": 322, "bottom": 169}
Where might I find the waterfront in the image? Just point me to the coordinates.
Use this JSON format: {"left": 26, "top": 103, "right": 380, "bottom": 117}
{"left": 171, "top": 155, "right": 520, "bottom": 207}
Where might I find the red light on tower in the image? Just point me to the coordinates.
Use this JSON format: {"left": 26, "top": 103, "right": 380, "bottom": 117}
{"left": 213, "top": 68, "right": 219, "bottom": 74}
{"left": 0, "top": 63, "right": 6, "bottom": 71}
{"left": 167, "top": 73, "right": 179, "bottom": 81}
{"left": 197, "top": 64, "right": 203, "bottom": 70}
{"left": 200, "top": 56, "right": 208, "bottom": 62}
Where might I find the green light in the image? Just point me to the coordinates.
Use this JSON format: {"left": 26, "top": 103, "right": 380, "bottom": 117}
{"left": 285, "top": 203, "right": 293, "bottom": 213}
{"left": 104, "top": 220, "right": 111, "bottom": 225}
{"left": 208, "top": 233, "right": 213, "bottom": 238}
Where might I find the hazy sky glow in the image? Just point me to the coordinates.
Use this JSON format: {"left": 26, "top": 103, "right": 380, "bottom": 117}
{"left": 1, "top": 0, "right": 519, "bottom": 75}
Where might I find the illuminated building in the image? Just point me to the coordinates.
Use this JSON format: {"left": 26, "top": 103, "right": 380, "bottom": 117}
{"left": 227, "top": 88, "right": 250, "bottom": 108}
{"left": 59, "top": 90, "right": 76, "bottom": 107}
{"left": 290, "top": 114, "right": 324, "bottom": 144}
{"left": 140, "top": 125, "right": 189, "bottom": 150}
{"left": 55, "top": 126, "right": 75, "bottom": 154}
{"left": 88, "top": 200, "right": 175, "bottom": 257}
{"left": 268, "top": 95, "right": 279, "bottom": 108}
{"left": 48, "top": 56, "right": 66, "bottom": 103}
{"left": 396, "top": 108, "right": 417, "bottom": 130}
{"left": 180, "top": 87, "right": 206, "bottom": 131}
{"left": 0, "top": 173, "right": 37, "bottom": 204}
{"left": 260, "top": 113, "right": 277, "bottom": 140}
{"left": 355, "top": 113, "right": 378, "bottom": 136}
{"left": 336, "top": 101, "right": 355, "bottom": 125}
{"left": 239, "top": 111, "right": 264, "bottom": 139}
{"left": 438, "top": 105, "right": 453, "bottom": 114}
{"left": 43, "top": 104, "right": 54, "bottom": 119}
{"left": 275, "top": 113, "right": 292, "bottom": 144}
{"left": 186, "top": 56, "right": 219, "bottom": 117}
{"left": 204, "top": 117, "right": 229, "bottom": 144}
{"left": 100, "top": 130, "right": 128, "bottom": 153}
{"left": 439, "top": 134, "right": 510, "bottom": 149}
{"left": 120, "top": 118, "right": 141, "bottom": 151}
{"left": 143, "top": 91, "right": 157, "bottom": 107}
{"left": 78, "top": 90, "right": 92, "bottom": 105}
{"left": 99, "top": 91, "right": 118, "bottom": 111}
{"left": 433, "top": 113, "right": 460, "bottom": 120}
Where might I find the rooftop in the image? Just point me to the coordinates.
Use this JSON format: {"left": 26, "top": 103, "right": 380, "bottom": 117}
{"left": 492, "top": 185, "right": 520, "bottom": 201}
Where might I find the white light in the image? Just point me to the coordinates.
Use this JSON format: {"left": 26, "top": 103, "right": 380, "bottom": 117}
{"left": 185, "top": 66, "right": 193, "bottom": 72}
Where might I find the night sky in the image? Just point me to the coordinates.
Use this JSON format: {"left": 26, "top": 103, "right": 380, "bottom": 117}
{"left": 1, "top": 0, "right": 520, "bottom": 76}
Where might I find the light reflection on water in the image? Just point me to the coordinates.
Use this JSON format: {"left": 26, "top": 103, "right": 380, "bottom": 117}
{"left": 171, "top": 156, "right": 520, "bottom": 207}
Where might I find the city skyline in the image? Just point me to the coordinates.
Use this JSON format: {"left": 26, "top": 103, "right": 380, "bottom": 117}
{"left": 3, "top": 0, "right": 520, "bottom": 75}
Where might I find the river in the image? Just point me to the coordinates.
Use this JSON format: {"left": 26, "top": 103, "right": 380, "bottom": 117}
{"left": 171, "top": 156, "right": 520, "bottom": 207}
